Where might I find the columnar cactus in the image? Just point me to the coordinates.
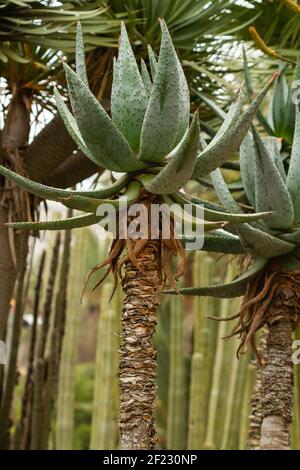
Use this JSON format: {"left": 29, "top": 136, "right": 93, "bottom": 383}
{"left": 0, "top": 20, "right": 275, "bottom": 449}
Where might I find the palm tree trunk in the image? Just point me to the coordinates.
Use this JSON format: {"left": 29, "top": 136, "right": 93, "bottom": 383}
{"left": 260, "top": 318, "right": 293, "bottom": 450}
{"left": 119, "top": 239, "right": 160, "bottom": 450}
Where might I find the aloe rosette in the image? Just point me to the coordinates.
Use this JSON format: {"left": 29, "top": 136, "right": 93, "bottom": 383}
{"left": 0, "top": 20, "right": 275, "bottom": 449}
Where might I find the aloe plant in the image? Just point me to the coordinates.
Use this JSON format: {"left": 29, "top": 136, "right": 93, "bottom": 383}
{"left": 0, "top": 19, "right": 275, "bottom": 449}
{"left": 173, "top": 67, "right": 300, "bottom": 447}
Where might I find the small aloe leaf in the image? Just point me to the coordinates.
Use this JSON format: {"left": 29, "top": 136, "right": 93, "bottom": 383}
{"left": 253, "top": 127, "right": 294, "bottom": 230}
{"left": 240, "top": 132, "right": 256, "bottom": 206}
{"left": 141, "top": 59, "right": 152, "bottom": 97}
{"left": 139, "top": 19, "right": 189, "bottom": 163}
{"left": 263, "top": 136, "right": 286, "bottom": 181}
{"left": 165, "top": 258, "right": 268, "bottom": 298}
{"left": 0, "top": 165, "right": 130, "bottom": 201}
{"left": 148, "top": 44, "right": 158, "bottom": 80}
{"left": 161, "top": 195, "right": 226, "bottom": 232}
{"left": 271, "top": 67, "right": 288, "bottom": 136}
{"left": 242, "top": 47, "right": 274, "bottom": 135}
{"left": 182, "top": 232, "right": 246, "bottom": 254}
{"left": 64, "top": 63, "right": 145, "bottom": 172}
{"left": 7, "top": 214, "right": 101, "bottom": 231}
{"left": 171, "top": 190, "right": 271, "bottom": 224}
{"left": 111, "top": 22, "right": 148, "bottom": 151}
{"left": 193, "top": 74, "right": 277, "bottom": 178}
{"left": 287, "top": 104, "right": 300, "bottom": 223}
{"left": 238, "top": 223, "right": 295, "bottom": 257}
{"left": 282, "top": 59, "right": 300, "bottom": 143}
{"left": 145, "top": 113, "right": 200, "bottom": 194}
{"left": 76, "top": 22, "right": 88, "bottom": 86}
{"left": 58, "top": 181, "right": 142, "bottom": 213}
{"left": 278, "top": 228, "right": 300, "bottom": 245}
{"left": 54, "top": 88, "right": 94, "bottom": 161}
{"left": 210, "top": 168, "right": 242, "bottom": 213}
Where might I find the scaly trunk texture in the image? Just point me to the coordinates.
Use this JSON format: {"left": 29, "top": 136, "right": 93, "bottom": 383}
{"left": 119, "top": 239, "right": 161, "bottom": 450}
{"left": 260, "top": 319, "right": 293, "bottom": 450}
{"left": 247, "top": 328, "right": 268, "bottom": 450}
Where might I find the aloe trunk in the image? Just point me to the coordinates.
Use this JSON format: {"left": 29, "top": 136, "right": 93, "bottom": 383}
{"left": 90, "top": 281, "right": 120, "bottom": 450}
{"left": 119, "top": 238, "right": 160, "bottom": 450}
{"left": 260, "top": 318, "right": 294, "bottom": 450}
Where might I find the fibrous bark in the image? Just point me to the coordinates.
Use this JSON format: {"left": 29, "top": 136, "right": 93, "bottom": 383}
{"left": 260, "top": 319, "right": 294, "bottom": 450}
{"left": 119, "top": 239, "right": 161, "bottom": 450}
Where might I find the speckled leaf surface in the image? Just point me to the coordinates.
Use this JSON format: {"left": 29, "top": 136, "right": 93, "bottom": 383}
{"left": 138, "top": 19, "right": 189, "bottom": 163}
{"left": 64, "top": 63, "right": 145, "bottom": 172}
{"left": 141, "top": 59, "right": 152, "bottom": 98}
{"left": 287, "top": 104, "right": 300, "bottom": 223}
{"left": 54, "top": 88, "right": 94, "bottom": 162}
{"left": 145, "top": 113, "right": 199, "bottom": 194}
{"left": 253, "top": 127, "right": 294, "bottom": 230}
{"left": 238, "top": 223, "right": 295, "bottom": 258}
{"left": 76, "top": 22, "right": 88, "bottom": 86}
{"left": 111, "top": 23, "right": 148, "bottom": 151}
{"left": 193, "top": 75, "right": 276, "bottom": 177}
{"left": 240, "top": 132, "right": 256, "bottom": 206}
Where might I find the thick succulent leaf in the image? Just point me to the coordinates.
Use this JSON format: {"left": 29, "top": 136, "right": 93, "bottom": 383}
{"left": 193, "top": 74, "right": 277, "bottom": 178}
{"left": 240, "top": 132, "right": 256, "bottom": 206}
{"left": 145, "top": 113, "right": 199, "bottom": 194}
{"left": 182, "top": 232, "right": 246, "bottom": 254}
{"left": 76, "top": 22, "right": 88, "bottom": 86}
{"left": 278, "top": 229, "right": 300, "bottom": 245}
{"left": 141, "top": 59, "right": 152, "bottom": 97}
{"left": 282, "top": 59, "right": 300, "bottom": 144}
{"left": 7, "top": 214, "right": 101, "bottom": 231}
{"left": 0, "top": 165, "right": 131, "bottom": 201}
{"left": 242, "top": 47, "right": 274, "bottom": 136}
{"left": 64, "top": 63, "right": 145, "bottom": 172}
{"left": 165, "top": 258, "right": 267, "bottom": 298}
{"left": 138, "top": 19, "right": 189, "bottom": 163}
{"left": 58, "top": 181, "right": 142, "bottom": 213}
{"left": 111, "top": 23, "right": 148, "bottom": 151}
{"left": 237, "top": 223, "right": 295, "bottom": 258}
{"left": 161, "top": 195, "right": 226, "bottom": 233}
{"left": 253, "top": 127, "right": 294, "bottom": 230}
{"left": 263, "top": 136, "right": 286, "bottom": 181}
{"left": 54, "top": 88, "right": 94, "bottom": 161}
{"left": 271, "top": 68, "right": 288, "bottom": 136}
{"left": 210, "top": 168, "right": 242, "bottom": 213}
{"left": 171, "top": 190, "right": 271, "bottom": 224}
{"left": 287, "top": 104, "right": 300, "bottom": 223}
{"left": 196, "top": 177, "right": 244, "bottom": 192}
{"left": 147, "top": 44, "right": 158, "bottom": 81}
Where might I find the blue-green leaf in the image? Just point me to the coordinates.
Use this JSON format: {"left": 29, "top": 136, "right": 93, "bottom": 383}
{"left": 240, "top": 132, "right": 256, "bottom": 206}
{"left": 138, "top": 19, "right": 189, "bottom": 163}
{"left": 147, "top": 44, "right": 158, "bottom": 81}
{"left": 64, "top": 63, "right": 145, "bottom": 172}
{"left": 165, "top": 258, "right": 268, "bottom": 298}
{"left": 263, "top": 136, "right": 286, "bottom": 182}
{"left": 76, "top": 22, "right": 88, "bottom": 86}
{"left": 193, "top": 75, "right": 276, "bottom": 177}
{"left": 7, "top": 214, "right": 101, "bottom": 231}
{"left": 238, "top": 223, "right": 295, "bottom": 258}
{"left": 253, "top": 127, "right": 294, "bottom": 230}
{"left": 54, "top": 88, "right": 94, "bottom": 161}
{"left": 145, "top": 113, "right": 199, "bottom": 194}
{"left": 287, "top": 104, "right": 300, "bottom": 223}
{"left": 111, "top": 22, "right": 148, "bottom": 151}
{"left": 141, "top": 59, "right": 152, "bottom": 98}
